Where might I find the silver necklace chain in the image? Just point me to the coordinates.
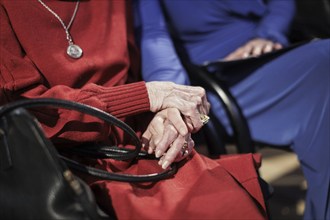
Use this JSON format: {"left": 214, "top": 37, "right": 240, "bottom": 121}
{"left": 38, "top": 0, "right": 83, "bottom": 59}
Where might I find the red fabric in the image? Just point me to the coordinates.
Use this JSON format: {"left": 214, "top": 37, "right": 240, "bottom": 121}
{"left": 218, "top": 153, "right": 266, "bottom": 212}
{"left": 1, "top": 1, "right": 267, "bottom": 219}
{"left": 0, "top": 0, "right": 150, "bottom": 143}
{"left": 88, "top": 151, "right": 267, "bottom": 219}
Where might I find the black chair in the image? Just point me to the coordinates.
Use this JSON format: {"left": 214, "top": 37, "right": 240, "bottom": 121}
{"left": 175, "top": 40, "right": 299, "bottom": 157}
{"left": 182, "top": 60, "right": 255, "bottom": 156}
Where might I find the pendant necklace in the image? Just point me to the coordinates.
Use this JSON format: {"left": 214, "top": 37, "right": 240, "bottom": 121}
{"left": 38, "top": 0, "right": 83, "bottom": 59}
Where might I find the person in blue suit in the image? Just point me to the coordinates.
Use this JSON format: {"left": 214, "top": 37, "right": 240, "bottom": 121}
{"left": 134, "top": 1, "right": 330, "bottom": 219}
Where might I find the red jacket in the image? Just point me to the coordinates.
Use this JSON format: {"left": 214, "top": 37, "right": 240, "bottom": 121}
{"left": 0, "top": 0, "right": 150, "bottom": 143}
{"left": 0, "top": 1, "right": 267, "bottom": 219}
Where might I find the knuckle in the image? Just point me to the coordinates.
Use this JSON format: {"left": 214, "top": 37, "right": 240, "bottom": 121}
{"left": 194, "top": 96, "right": 202, "bottom": 105}
{"left": 168, "top": 125, "right": 178, "bottom": 134}
{"left": 154, "top": 116, "right": 164, "bottom": 123}
{"left": 197, "top": 86, "right": 206, "bottom": 96}
{"left": 181, "top": 104, "right": 194, "bottom": 115}
{"left": 180, "top": 128, "right": 188, "bottom": 137}
{"left": 186, "top": 104, "right": 196, "bottom": 116}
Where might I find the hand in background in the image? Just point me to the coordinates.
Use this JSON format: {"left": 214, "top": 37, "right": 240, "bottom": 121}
{"left": 224, "top": 38, "right": 283, "bottom": 61}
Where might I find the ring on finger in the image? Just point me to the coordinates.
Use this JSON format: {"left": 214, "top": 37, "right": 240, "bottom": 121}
{"left": 200, "top": 114, "right": 210, "bottom": 125}
{"left": 181, "top": 141, "right": 189, "bottom": 157}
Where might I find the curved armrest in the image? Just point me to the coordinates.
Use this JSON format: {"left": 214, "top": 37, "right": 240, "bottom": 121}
{"left": 183, "top": 61, "right": 255, "bottom": 153}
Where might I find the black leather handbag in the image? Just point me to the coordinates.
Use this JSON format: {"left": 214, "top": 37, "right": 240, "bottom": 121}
{"left": 0, "top": 98, "right": 177, "bottom": 220}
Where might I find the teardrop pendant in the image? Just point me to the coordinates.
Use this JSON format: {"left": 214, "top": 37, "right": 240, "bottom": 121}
{"left": 67, "top": 44, "right": 83, "bottom": 59}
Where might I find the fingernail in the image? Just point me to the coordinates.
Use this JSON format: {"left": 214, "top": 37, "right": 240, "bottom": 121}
{"left": 155, "top": 150, "right": 162, "bottom": 158}
{"left": 162, "top": 160, "right": 170, "bottom": 169}
{"left": 148, "top": 148, "right": 153, "bottom": 154}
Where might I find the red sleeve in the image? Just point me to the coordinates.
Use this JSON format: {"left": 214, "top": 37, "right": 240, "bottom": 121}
{"left": 0, "top": 4, "right": 150, "bottom": 143}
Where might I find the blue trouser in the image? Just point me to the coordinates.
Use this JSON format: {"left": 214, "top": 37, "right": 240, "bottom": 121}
{"left": 210, "top": 39, "right": 330, "bottom": 220}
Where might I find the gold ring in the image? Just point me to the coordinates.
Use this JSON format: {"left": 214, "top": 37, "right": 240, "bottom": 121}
{"left": 200, "top": 114, "right": 210, "bottom": 125}
{"left": 181, "top": 141, "right": 189, "bottom": 157}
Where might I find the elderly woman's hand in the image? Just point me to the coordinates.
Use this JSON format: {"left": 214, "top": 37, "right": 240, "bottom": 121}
{"left": 146, "top": 82, "right": 210, "bottom": 133}
{"left": 142, "top": 108, "right": 194, "bottom": 169}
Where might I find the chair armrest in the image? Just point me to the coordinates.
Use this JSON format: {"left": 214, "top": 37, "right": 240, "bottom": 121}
{"left": 183, "top": 61, "right": 255, "bottom": 153}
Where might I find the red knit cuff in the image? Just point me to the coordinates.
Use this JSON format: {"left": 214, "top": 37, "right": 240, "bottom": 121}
{"left": 96, "top": 82, "right": 150, "bottom": 118}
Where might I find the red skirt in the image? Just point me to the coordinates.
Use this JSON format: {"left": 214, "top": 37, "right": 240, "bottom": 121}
{"left": 89, "top": 151, "right": 267, "bottom": 219}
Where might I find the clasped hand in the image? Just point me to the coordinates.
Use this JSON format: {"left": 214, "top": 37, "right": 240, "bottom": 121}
{"left": 144, "top": 82, "right": 210, "bottom": 169}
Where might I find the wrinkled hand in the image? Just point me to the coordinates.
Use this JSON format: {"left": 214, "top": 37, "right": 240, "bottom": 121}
{"left": 146, "top": 81, "right": 210, "bottom": 133}
{"left": 142, "top": 108, "right": 194, "bottom": 169}
{"left": 224, "top": 38, "right": 283, "bottom": 61}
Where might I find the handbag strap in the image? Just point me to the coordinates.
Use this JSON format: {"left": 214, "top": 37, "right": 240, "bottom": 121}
{"left": 0, "top": 98, "right": 139, "bottom": 160}
{"left": 0, "top": 98, "right": 177, "bottom": 182}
